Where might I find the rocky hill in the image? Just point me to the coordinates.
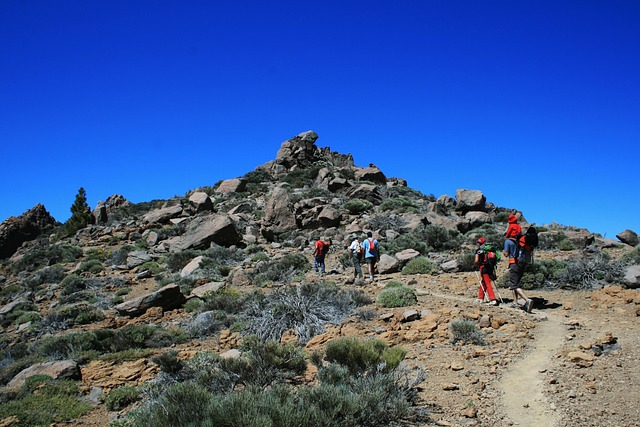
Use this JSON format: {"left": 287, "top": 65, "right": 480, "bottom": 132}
{"left": 0, "top": 131, "right": 639, "bottom": 426}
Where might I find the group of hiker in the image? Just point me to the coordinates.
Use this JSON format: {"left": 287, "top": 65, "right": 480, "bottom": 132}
{"left": 475, "top": 213, "right": 535, "bottom": 312}
{"left": 314, "top": 212, "right": 536, "bottom": 312}
{"left": 314, "top": 232, "right": 379, "bottom": 281}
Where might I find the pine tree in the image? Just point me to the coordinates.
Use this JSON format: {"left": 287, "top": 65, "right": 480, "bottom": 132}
{"left": 65, "top": 187, "right": 93, "bottom": 235}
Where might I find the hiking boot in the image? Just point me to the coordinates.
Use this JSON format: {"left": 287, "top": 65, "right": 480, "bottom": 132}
{"left": 508, "top": 303, "right": 520, "bottom": 309}
{"left": 487, "top": 300, "right": 498, "bottom": 306}
{"left": 524, "top": 299, "right": 533, "bottom": 313}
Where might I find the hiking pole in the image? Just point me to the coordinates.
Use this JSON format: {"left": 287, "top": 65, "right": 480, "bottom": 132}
{"left": 473, "top": 270, "right": 488, "bottom": 302}
{"left": 490, "top": 277, "right": 505, "bottom": 304}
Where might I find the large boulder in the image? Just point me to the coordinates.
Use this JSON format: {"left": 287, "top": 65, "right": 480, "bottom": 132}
{"left": 0, "top": 204, "right": 57, "bottom": 259}
{"left": 355, "top": 165, "right": 387, "bottom": 185}
{"left": 616, "top": 229, "right": 639, "bottom": 246}
{"left": 92, "top": 201, "right": 108, "bottom": 224}
{"left": 142, "top": 205, "right": 183, "bottom": 225}
{"left": 172, "top": 214, "right": 242, "bottom": 251}
{"left": 454, "top": 189, "right": 486, "bottom": 213}
{"left": 215, "top": 178, "right": 247, "bottom": 194}
{"left": 188, "top": 192, "right": 214, "bottom": 212}
{"left": 623, "top": 265, "right": 640, "bottom": 289}
{"left": 261, "top": 186, "right": 297, "bottom": 240}
{"left": 114, "top": 284, "right": 186, "bottom": 317}
{"left": 8, "top": 360, "right": 81, "bottom": 389}
{"left": 347, "top": 184, "right": 383, "bottom": 205}
{"left": 275, "top": 131, "right": 320, "bottom": 169}
{"left": 465, "top": 211, "right": 492, "bottom": 228}
{"left": 378, "top": 254, "right": 401, "bottom": 274}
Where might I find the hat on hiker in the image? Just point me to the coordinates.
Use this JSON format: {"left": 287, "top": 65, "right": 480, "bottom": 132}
{"left": 508, "top": 214, "right": 518, "bottom": 223}
{"left": 476, "top": 237, "right": 486, "bottom": 245}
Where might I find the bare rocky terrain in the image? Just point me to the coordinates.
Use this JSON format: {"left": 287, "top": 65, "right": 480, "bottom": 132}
{"left": 1, "top": 131, "right": 639, "bottom": 426}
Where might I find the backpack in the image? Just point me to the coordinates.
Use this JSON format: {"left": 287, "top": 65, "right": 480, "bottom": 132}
{"left": 480, "top": 244, "right": 500, "bottom": 278}
{"left": 523, "top": 227, "right": 539, "bottom": 248}
{"left": 321, "top": 240, "right": 331, "bottom": 255}
{"left": 516, "top": 228, "right": 538, "bottom": 265}
{"left": 365, "top": 238, "right": 377, "bottom": 257}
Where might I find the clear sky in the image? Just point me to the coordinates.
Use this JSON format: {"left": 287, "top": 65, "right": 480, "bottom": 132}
{"left": 1, "top": 1, "right": 638, "bottom": 239}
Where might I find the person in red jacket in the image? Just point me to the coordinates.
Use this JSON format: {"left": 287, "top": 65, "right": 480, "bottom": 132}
{"left": 474, "top": 237, "right": 498, "bottom": 305}
{"left": 503, "top": 214, "right": 532, "bottom": 312}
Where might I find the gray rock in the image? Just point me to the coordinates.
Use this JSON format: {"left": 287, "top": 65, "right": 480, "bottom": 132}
{"left": 261, "top": 186, "right": 297, "bottom": 240}
{"left": 172, "top": 214, "right": 242, "bottom": 251}
{"left": 0, "top": 204, "right": 57, "bottom": 259}
{"left": 441, "top": 259, "right": 459, "bottom": 272}
{"left": 8, "top": 360, "right": 81, "bottom": 389}
{"left": 190, "top": 281, "right": 225, "bottom": 298}
{"left": 142, "top": 205, "right": 183, "bottom": 225}
{"left": 215, "top": 178, "right": 247, "bottom": 194}
{"left": 114, "top": 284, "right": 186, "bottom": 317}
{"left": 616, "top": 229, "right": 639, "bottom": 246}
{"left": 188, "top": 192, "right": 213, "bottom": 212}
{"left": 454, "top": 189, "right": 486, "bottom": 213}
{"left": 378, "top": 254, "right": 401, "bottom": 274}
{"left": 623, "top": 265, "right": 640, "bottom": 289}
{"left": 180, "top": 255, "right": 205, "bottom": 277}
{"left": 395, "top": 249, "right": 421, "bottom": 264}
{"left": 402, "top": 309, "right": 420, "bottom": 322}
{"left": 126, "top": 250, "right": 152, "bottom": 269}
{"left": 464, "top": 211, "right": 492, "bottom": 228}
{"left": 92, "top": 201, "right": 108, "bottom": 224}
{"left": 355, "top": 166, "right": 387, "bottom": 184}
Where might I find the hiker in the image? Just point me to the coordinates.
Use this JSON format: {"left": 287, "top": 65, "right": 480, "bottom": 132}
{"left": 503, "top": 215, "right": 533, "bottom": 312}
{"left": 314, "top": 237, "right": 331, "bottom": 276}
{"left": 348, "top": 234, "right": 363, "bottom": 279}
{"left": 361, "top": 231, "right": 379, "bottom": 281}
{"left": 474, "top": 237, "right": 498, "bottom": 306}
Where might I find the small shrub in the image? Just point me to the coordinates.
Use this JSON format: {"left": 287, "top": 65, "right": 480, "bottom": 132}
{"left": 557, "top": 239, "right": 575, "bottom": 251}
{"left": 322, "top": 337, "right": 406, "bottom": 376}
{"left": 105, "top": 386, "right": 140, "bottom": 411}
{"left": 247, "top": 282, "right": 356, "bottom": 344}
{"left": 377, "top": 285, "right": 417, "bottom": 308}
{"left": 450, "top": 319, "right": 485, "bottom": 345}
{"left": 344, "top": 198, "right": 373, "bottom": 215}
{"left": 79, "top": 259, "right": 104, "bottom": 274}
{"left": 250, "top": 252, "right": 269, "bottom": 262}
{"left": 623, "top": 246, "right": 640, "bottom": 265}
{"left": 152, "top": 351, "right": 184, "bottom": 375}
{"left": 60, "top": 274, "right": 86, "bottom": 296}
{"left": 252, "top": 253, "right": 308, "bottom": 287}
{"left": 456, "top": 252, "right": 476, "bottom": 272}
{"left": 555, "top": 253, "right": 625, "bottom": 290}
{"left": 401, "top": 257, "right": 438, "bottom": 275}
{"left": 0, "top": 376, "right": 91, "bottom": 424}
{"left": 379, "top": 197, "right": 418, "bottom": 213}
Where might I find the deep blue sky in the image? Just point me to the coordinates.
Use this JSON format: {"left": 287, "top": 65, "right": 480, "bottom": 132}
{"left": 1, "top": 1, "right": 638, "bottom": 238}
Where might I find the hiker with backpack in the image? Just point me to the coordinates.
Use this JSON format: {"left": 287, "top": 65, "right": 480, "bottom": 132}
{"left": 503, "top": 214, "right": 533, "bottom": 312}
{"left": 314, "top": 237, "right": 331, "bottom": 276}
{"left": 361, "top": 231, "right": 379, "bottom": 282}
{"left": 348, "top": 235, "right": 364, "bottom": 279}
{"left": 474, "top": 237, "right": 499, "bottom": 306}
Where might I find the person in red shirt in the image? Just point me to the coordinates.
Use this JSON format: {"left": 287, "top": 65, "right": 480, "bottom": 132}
{"left": 474, "top": 237, "right": 498, "bottom": 305}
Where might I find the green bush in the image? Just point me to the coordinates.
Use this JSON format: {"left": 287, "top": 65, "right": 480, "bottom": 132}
{"left": 344, "top": 198, "right": 373, "bottom": 214}
{"left": 0, "top": 376, "right": 91, "bottom": 425}
{"left": 377, "top": 285, "right": 417, "bottom": 308}
{"left": 60, "top": 274, "right": 86, "bottom": 296}
{"left": 456, "top": 252, "right": 476, "bottom": 272}
{"left": 449, "top": 319, "right": 485, "bottom": 345}
{"left": 401, "top": 257, "right": 438, "bottom": 275}
{"left": 379, "top": 196, "right": 418, "bottom": 213}
{"left": 79, "top": 259, "right": 104, "bottom": 274}
{"left": 105, "top": 386, "right": 140, "bottom": 411}
{"left": 252, "top": 253, "right": 308, "bottom": 287}
{"left": 321, "top": 337, "right": 406, "bottom": 376}
{"left": 11, "top": 242, "right": 82, "bottom": 273}
{"left": 382, "top": 224, "right": 462, "bottom": 255}
{"left": 623, "top": 246, "right": 640, "bottom": 265}
{"left": 282, "top": 164, "right": 322, "bottom": 188}
{"left": 65, "top": 187, "right": 93, "bottom": 236}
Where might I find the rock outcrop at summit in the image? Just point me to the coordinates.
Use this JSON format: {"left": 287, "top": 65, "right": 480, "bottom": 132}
{"left": 0, "top": 204, "right": 57, "bottom": 259}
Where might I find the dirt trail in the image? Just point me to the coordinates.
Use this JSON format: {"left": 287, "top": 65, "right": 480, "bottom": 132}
{"left": 498, "top": 313, "right": 564, "bottom": 426}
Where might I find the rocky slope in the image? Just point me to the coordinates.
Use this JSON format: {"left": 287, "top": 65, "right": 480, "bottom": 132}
{"left": 0, "top": 131, "right": 639, "bottom": 427}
